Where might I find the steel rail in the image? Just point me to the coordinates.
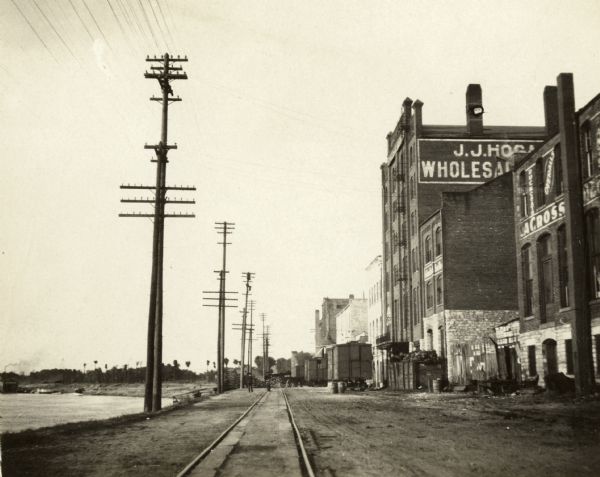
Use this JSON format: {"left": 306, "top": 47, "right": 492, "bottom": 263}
{"left": 176, "top": 391, "right": 267, "bottom": 477}
{"left": 281, "top": 389, "right": 316, "bottom": 477}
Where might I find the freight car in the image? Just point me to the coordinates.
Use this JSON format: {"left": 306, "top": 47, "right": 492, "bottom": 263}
{"left": 327, "top": 342, "right": 372, "bottom": 386}
{"left": 304, "top": 356, "right": 328, "bottom": 385}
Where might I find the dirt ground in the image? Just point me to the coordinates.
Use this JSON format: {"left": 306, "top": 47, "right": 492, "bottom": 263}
{"left": 286, "top": 388, "right": 600, "bottom": 477}
{"left": 1, "top": 390, "right": 261, "bottom": 477}
{"left": 3, "top": 387, "right": 600, "bottom": 476}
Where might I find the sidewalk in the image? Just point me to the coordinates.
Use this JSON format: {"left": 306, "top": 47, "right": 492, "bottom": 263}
{"left": 189, "top": 390, "right": 303, "bottom": 477}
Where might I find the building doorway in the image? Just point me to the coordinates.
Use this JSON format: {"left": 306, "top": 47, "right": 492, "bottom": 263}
{"left": 542, "top": 339, "right": 558, "bottom": 375}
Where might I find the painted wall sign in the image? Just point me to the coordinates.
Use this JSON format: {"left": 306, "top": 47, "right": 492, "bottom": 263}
{"left": 418, "top": 139, "right": 540, "bottom": 184}
{"left": 543, "top": 150, "right": 555, "bottom": 196}
{"left": 519, "top": 199, "right": 565, "bottom": 239}
{"left": 526, "top": 166, "right": 535, "bottom": 217}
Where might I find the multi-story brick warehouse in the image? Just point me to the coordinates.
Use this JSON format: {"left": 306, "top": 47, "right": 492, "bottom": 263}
{"left": 314, "top": 297, "right": 350, "bottom": 353}
{"left": 379, "top": 84, "right": 550, "bottom": 385}
{"left": 514, "top": 75, "right": 600, "bottom": 392}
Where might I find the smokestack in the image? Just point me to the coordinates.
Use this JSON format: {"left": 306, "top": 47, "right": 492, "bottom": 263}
{"left": 543, "top": 85, "right": 559, "bottom": 137}
{"left": 466, "top": 84, "right": 483, "bottom": 135}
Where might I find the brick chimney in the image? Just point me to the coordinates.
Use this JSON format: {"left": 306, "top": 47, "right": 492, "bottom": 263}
{"left": 412, "top": 100, "right": 423, "bottom": 134}
{"left": 543, "top": 85, "right": 559, "bottom": 137}
{"left": 466, "top": 84, "right": 483, "bottom": 135}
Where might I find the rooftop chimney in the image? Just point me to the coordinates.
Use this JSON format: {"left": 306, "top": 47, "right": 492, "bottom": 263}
{"left": 466, "top": 84, "right": 483, "bottom": 135}
{"left": 543, "top": 85, "right": 559, "bottom": 137}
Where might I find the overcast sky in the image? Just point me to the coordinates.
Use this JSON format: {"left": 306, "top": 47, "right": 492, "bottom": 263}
{"left": 2, "top": 0, "right": 599, "bottom": 374}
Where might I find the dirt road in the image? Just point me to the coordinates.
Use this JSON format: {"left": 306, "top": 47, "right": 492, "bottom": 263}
{"left": 286, "top": 388, "right": 600, "bottom": 476}
{"left": 3, "top": 387, "right": 599, "bottom": 476}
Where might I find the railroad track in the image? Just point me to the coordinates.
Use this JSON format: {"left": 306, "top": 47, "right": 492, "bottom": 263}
{"left": 176, "top": 389, "right": 315, "bottom": 477}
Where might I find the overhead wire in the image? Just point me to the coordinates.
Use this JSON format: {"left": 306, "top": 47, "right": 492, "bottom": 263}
{"left": 9, "top": 0, "right": 58, "bottom": 62}
{"left": 32, "top": 0, "right": 81, "bottom": 64}
{"left": 106, "top": 0, "right": 133, "bottom": 50}
{"left": 68, "top": 0, "right": 95, "bottom": 43}
{"left": 137, "top": 0, "right": 161, "bottom": 51}
{"left": 154, "top": 0, "right": 176, "bottom": 49}
{"left": 146, "top": 0, "right": 171, "bottom": 52}
{"left": 82, "top": 0, "right": 113, "bottom": 51}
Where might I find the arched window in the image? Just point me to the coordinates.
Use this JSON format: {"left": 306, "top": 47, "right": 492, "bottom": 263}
{"left": 519, "top": 171, "right": 529, "bottom": 217}
{"left": 557, "top": 225, "right": 569, "bottom": 307}
{"left": 425, "top": 235, "right": 432, "bottom": 263}
{"left": 427, "top": 329, "right": 434, "bottom": 350}
{"left": 435, "top": 227, "right": 442, "bottom": 256}
{"left": 521, "top": 244, "right": 533, "bottom": 316}
{"left": 537, "top": 234, "right": 554, "bottom": 323}
{"left": 535, "top": 157, "right": 546, "bottom": 208}
{"left": 586, "top": 208, "right": 600, "bottom": 299}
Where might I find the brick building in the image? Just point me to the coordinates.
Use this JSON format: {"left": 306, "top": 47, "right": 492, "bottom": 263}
{"left": 379, "top": 84, "right": 549, "bottom": 384}
{"left": 420, "top": 173, "right": 521, "bottom": 382}
{"left": 314, "top": 297, "right": 351, "bottom": 353}
{"left": 514, "top": 75, "right": 600, "bottom": 389}
{"left": 364, "top": 255, "right": 386, "bottom": 387}
{"left": 335, "top": 296, "right": 368, "bottom": 344}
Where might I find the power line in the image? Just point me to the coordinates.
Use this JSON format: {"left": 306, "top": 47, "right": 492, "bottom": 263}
{"left": 137, "top": 0, "right": 160, "bottom": 51}
{"left": 146, "top": 0, "right": 171, "bottom": 52}
{"left": 106, "top": 0, "right": 131, "bottom": 47}
{"left": 68, "top": 0, "right": 95, "bottom": 43}
{"left": 32, "top": 0, "right": 79, "bottom": 63}
{"left": 10, "top": 0, "right": 57, "bottom": 62}
{"left": 153, "top": 0, "right": 176, "bottom": 50}
{"left": 82, "top": 0, "right": 113, "bottom": 50}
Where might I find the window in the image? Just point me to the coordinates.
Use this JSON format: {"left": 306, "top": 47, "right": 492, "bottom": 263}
{"left": 554, "top": 144, "right": 563, "bottom": 196}
{"left": 519, "top": 171, "right": 530, "bottom": 218}
{"left": 412, "top": 288, "right": 419, "bottom": 323}
{"left": 392, "top": 201, "right": 397, "bottom": 223}
{"left": 527, "top": 345, "right": 537, "bottom": 376}
{"left": 582, "top": 122, "right": 593, "bottom": 179}
{"left": 409, "top": 176, "right": 415, "bottom": 200}
{"left": 565, "top": 339, "right": 573, "bottom": 374}
{"left": 425, "top": 235, "right": 432, "bottom": 263}
{"left": 521, "top": 245, "right": 533, "bottom": 316}
{"left": 535, "top": 157, "right": 546, "bottom": 208}
{"left": 595, "top": 335, "right": 600, "bottom": 376}
{"left": 435, "top": 227, "right": 442, "bottom": 256}
{"left": 436, "top": 274, "right": 443, "bottom": 306}
{"left": 537, "top": 235, "right": 554, "bottom": 319}
{"left": 557, "top": 225, "right": 569, "bottom": 307}
{"left": 392, "top": 166, "right": 397, "bottom": 193}
{"left": 411, "top": 248, "right": 417, "bottom": 271}
{"left": 426, "top": 280, "right": 434, "bottom": 309}
{"left": 586, "top": 209, "right": 600, "bottom": 299}
{"left": 410, "top": 211, "right": 416, "bottom": 235}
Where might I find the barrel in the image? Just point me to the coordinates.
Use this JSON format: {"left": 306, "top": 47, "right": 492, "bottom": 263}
{"left": 432, "top": 378, "right": 441, "bottom": 393}
{"left": 329, "top": 381, "right": 338, "bottom": 394}
{"left": 338, "top": 381, "right": 347, "bottom": 393}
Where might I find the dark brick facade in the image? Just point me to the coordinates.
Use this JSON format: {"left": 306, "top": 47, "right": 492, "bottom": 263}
{"left": 442, "top": 172, "right": 518, "bottom": 311}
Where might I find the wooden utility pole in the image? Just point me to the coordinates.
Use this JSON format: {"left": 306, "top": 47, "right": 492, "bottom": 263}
{"left": 557, "top": 73, "right": 595, "bottom": 396}
{"left": 238, "top": 272, "right": 254, "bottom": 388}
{"left": 248, "top": 300, "right": 256, "bottom": 377}
{"left": 120, "top": 53, "right": 193, "bottom": 413}
{"left": 202, "top": 222, "right": 237, "bottom": 393}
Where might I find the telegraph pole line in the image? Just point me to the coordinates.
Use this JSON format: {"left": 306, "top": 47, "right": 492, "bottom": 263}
{"left": 119, "top": 53, "right": 193, "bottom": 413}
{"left": 202, "top": 222, "right": 236, "bottom": 393}
{"left": 248, "top": 300, "right": 256, "bottom": 377}
{"left": 239, "top": 272, "right": 255, "bottom": 388}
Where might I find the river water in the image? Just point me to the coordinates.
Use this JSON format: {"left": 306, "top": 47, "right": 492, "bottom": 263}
{"left": 0, "top": 393, "right": 171, "bottom": 433}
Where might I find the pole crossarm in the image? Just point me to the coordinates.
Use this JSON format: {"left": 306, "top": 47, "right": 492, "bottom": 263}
{"left": 146, "top": 54, "right": 188, "bottom": 62}
{"left": 120, "top": 185, "right": 196, "bottom": 191}
{"left": 144, "top": 143, "right": 178, "bottom": 150}
{"left": 118, "top": 213, "right": 195, "bottom": 218}
{"left": 121, "top": 198, "right": 195, "bottom": 204}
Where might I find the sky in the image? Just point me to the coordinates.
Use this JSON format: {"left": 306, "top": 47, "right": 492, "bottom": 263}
{"left": 1, "top": 0, "right": 599, "bottom": 374}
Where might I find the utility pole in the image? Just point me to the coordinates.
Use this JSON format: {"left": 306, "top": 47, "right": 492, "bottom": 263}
{"left": 238, "top": 272, "right": 254, "bottom": 388}
{"left": 120, "top": 53, "right": 193, "bottom": 413}
{"left": 202, "top": 222, "right": 237, "bottom": 393}
{"left": 248, "top": 300, "right": 256, "bottom": 378}
{"left": 557, "top": 73, "right": 595, "bottom": 395}
{"left": 232, "top": 320, "right": 255, "bottom": 386}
